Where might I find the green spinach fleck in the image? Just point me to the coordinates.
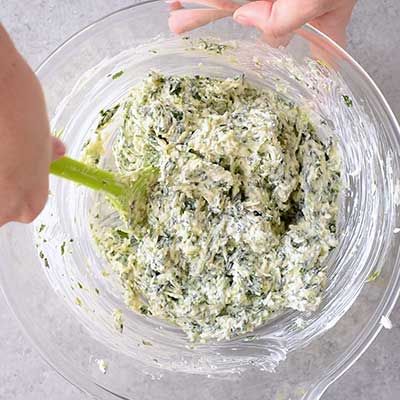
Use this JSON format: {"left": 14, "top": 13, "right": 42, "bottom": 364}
{"left": 111, "top": 70, "right": 124, "bottom": 80}
{"left": 342, "top": 95, "right": 353, "bottom": 107}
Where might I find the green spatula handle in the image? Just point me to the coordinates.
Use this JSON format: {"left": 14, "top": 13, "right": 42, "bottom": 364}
{"left": 50, "top": 156, "right": 126, "bottom": 197}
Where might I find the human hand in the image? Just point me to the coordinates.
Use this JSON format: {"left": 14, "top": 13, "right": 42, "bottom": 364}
{"left": 0, "top": 25, "right": 65, "bottom": 227}
{"left": 168, "top": 0, "right": 357, "bottom": 48}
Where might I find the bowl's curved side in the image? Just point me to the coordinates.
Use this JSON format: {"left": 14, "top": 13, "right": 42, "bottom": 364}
{"left": 297, "top": 23, "right": 400, "bottom": 400}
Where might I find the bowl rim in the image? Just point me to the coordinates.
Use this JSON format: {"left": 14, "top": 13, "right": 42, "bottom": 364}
{"left": 4, "top": 1, "right": 399, "bottom": 399}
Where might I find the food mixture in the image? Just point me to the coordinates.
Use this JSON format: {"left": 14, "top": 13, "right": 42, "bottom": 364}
{"left": 87, "top": 72, "right": 341, "bottom": 342}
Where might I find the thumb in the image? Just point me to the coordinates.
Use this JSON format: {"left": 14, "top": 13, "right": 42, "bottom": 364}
{"left": 233, "top": 0, "right": 328, "bottom": 47}
{"left": 51, "top": 136, "right": 66, "bottom": 162}
{"left": 169, "top": 8, "right": 232, "bottom": 34}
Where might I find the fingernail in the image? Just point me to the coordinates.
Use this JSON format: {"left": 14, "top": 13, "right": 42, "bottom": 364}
{"left": 167, "top": 1, "right": 182, "bottom": 11}
{"left": 52, "top": 137, "right": 66, "bottom": 156}
{"left": 233, "top": 14, "right": 253, "bottom": 27}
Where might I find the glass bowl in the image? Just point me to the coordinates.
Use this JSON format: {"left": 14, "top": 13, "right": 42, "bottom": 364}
{"left": 1, "top": 1, "right": 400, "bottom": 399}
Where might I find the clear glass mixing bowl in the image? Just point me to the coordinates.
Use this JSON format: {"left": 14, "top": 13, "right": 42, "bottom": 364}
{"left": 1, "top": 1, "right": 400, "bottom": 399}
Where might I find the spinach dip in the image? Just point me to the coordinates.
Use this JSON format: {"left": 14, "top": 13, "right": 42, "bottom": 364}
{"left": 89, "top": 72, "right": 341, "bottom": 342}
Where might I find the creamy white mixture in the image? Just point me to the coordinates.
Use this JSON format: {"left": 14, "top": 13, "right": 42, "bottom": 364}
{"left": 87, "top": 72, "right": 341, "bottom": 342}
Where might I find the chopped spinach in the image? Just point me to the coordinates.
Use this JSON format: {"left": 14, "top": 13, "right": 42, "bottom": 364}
{"left": 342, "top": 95, "right": 353, "bottom": 107}
{"left": 111, "top": 70, "right": 124, "bottom": 80}
{"left": 97, "top": 104, "right": 120, "bottom": 129}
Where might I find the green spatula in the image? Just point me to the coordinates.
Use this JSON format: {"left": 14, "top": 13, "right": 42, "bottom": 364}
{"left": 50, "top": 156, "right": 159, "bottom": 225}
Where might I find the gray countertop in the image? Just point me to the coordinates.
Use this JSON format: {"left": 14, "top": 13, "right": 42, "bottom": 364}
{"left": 0, "top": 1, "right": 399, "bottom": 399}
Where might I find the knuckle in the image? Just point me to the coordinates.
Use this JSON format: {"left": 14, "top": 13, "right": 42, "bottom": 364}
{"left": 300, "top": 0, "right": 327, "bottom": 19}
{"left": 18, "top": 214, "right": 36, "bottom": 224}
{"left": 18, "top": 193, "right": 48, "bottom": 223}
{"left": 317, "top": 0, "right": 333, "bottom": 13}
{"left": 0, "top": 198, "right": 21, "bottom": 224}
{"left": 0, "top": 171, "right": 50, "bottom": 224}
{"left": 270, "top": 25, "right": 289, "bottom": 39}
{"left": 0, "top": 186, "right": 48, "bottom": 224}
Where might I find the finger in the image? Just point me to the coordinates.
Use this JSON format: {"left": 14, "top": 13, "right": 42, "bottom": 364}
{"left": 309, "top": 1, "right": 356, "bottom": 48}
{"left": 310, "top": 18, "right": 346, "bottom": 49}
{"left": 169, "top": 8, "right": 232, "bottom": 34}
{"left": 51, "top": 136, "right": 66, "bottom": 162}
{"left": 268, "top": 0, "right": 330, "bottom": 37}
{"left": 233, "top": 0, "right": 330, "bottom": 46}
{"left": 167, "top": 1, "right": 183, "bottom": 11}
{"left": 170, "top": 0, "right": 239, "bottom": 11}
{"left": 233, "top": 1, "right": 286, "bottom": 46}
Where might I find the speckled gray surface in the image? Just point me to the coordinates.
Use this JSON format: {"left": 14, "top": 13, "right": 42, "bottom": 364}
{"left": 0, "top": 1, "right": 399, "bottom": 399}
